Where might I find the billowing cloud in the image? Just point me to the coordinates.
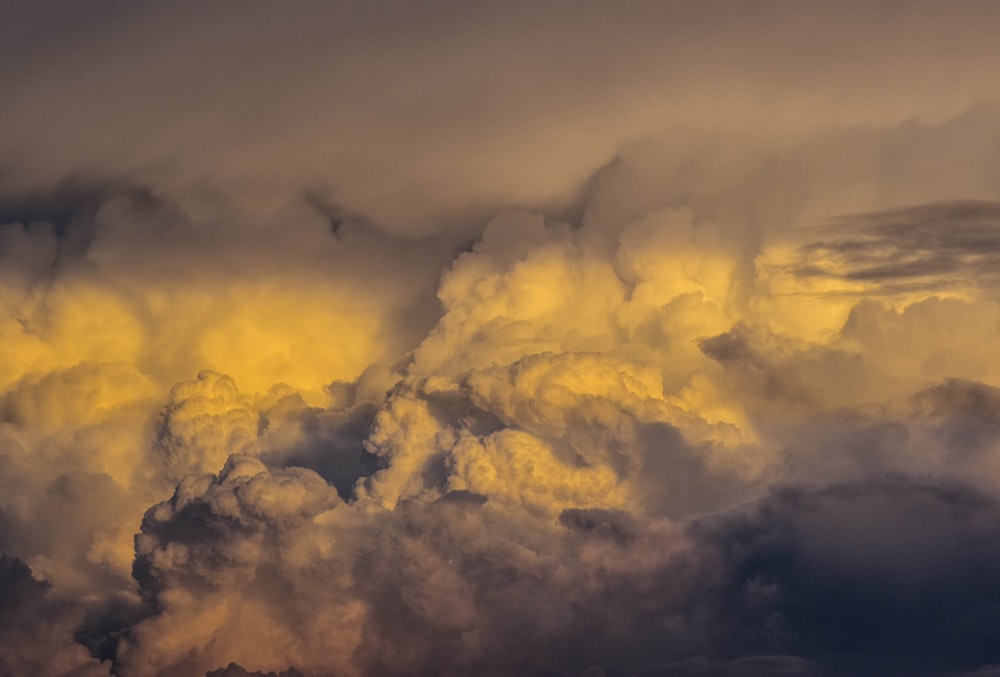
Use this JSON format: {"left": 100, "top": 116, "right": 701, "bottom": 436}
{"left": 4, "top": 2, "right": 1000, "bottom": 676}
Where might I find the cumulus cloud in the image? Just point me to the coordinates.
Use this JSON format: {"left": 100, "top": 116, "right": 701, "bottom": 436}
{"left": 4, "top": 2, "right": 1000, "bottom": 676}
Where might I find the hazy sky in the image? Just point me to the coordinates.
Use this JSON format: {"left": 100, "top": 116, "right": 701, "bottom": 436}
{"left": 2, "top": 2, "right": 1000, "bottom": 676}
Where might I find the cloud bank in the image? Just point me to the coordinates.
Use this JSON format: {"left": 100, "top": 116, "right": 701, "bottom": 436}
{"left": 3, "top": 2, "right": 1000, "bottom": 675}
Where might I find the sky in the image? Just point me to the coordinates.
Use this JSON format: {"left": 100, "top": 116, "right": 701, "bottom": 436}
{"left": 2, "top": 2, "right": 1000, "bottom": 676}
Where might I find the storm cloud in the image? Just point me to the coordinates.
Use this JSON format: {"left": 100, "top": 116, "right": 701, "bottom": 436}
{"left": 3, "top": 1, "right": 1000, "bottom": 676}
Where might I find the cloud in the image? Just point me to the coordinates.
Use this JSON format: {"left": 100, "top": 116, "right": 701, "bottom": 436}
{"left": 206, "top": 665, "right": 304, "bottom": 677}
{"left": 688, "top": 477, "right": 1000, "bottom": 676}
{"left": 4, "top": 2, "right": 1000, "bottom": 232}
{"left": 111, "top": 457, "right": 1000, "bottom": 676}
{"left": 776, "top": 200, "right": 1000, "bottom": 296}
{"left": 4, "top": 2, "right": 1000, "bottom": 676}
{"left": 116, "top": 450, "right": 691, "bottom": 676}
{"left": 0, "top": 555, "right": 111, "bottom": 676}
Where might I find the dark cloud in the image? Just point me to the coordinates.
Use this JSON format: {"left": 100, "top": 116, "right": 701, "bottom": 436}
{"left": 107, "top": 469, "right": 1000, "bottom": 677}
{"left": 0, "top": 554, "right": 110, "bottom": 675}
{"left": 613, "top": 655, "right": 824, "bottom": 677}
{"left": 689, "top": 477, "right": 1000, "bottom": 676}
{"left": 206, "top": 663, "right": 305, "bottom": 677}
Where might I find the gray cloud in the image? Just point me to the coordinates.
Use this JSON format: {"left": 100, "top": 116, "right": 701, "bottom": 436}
{"left": 3, "top": 2, "right": 1000, "bottom": 233}
{"left": 112, "top": 463, "right": 1000, "bottom": 676}
{"left": 688, "top": 477, "right": 1000, "bottom": 676}
{"left": 791, "top": 200, "right": 1000, "bottom": 295}
{"left": 0, "top": 555, "right": 111, "bottom": 675}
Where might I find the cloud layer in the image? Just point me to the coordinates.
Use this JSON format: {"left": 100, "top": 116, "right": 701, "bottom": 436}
{"left": 3, "top": 2, "right": 1000, "bottom": 676}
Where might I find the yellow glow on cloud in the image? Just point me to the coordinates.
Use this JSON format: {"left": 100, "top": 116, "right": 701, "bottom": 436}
{"left": 448, "top": 429, "right": 628, "bottom": 515}
{"left": 196, "top": 281, "right": 383, "bottom": 404}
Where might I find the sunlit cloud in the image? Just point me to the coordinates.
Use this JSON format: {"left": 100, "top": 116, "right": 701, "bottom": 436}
{"left": 3, "top": 2, "right": 1000, "bottom": 676}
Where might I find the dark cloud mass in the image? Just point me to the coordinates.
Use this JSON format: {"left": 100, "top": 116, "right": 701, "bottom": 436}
{"left": 3, "top": 1, "right": 1000, "bottom": 676}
